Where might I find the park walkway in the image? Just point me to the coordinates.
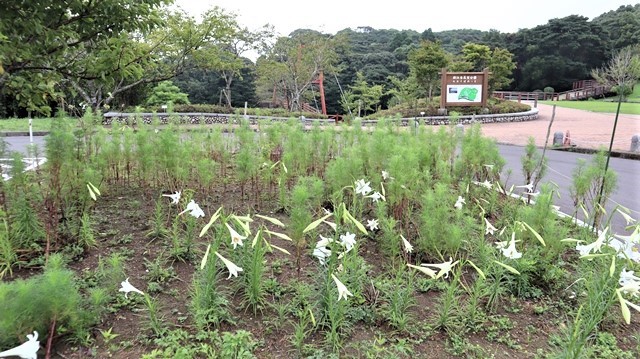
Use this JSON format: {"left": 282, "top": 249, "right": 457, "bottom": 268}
{"left": 478, "top": 102, "right": 640, "bottom": 152}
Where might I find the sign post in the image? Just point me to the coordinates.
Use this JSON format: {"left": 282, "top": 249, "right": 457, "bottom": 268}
{"left": 440, "top": 68, "right": 490, "bottom": 110}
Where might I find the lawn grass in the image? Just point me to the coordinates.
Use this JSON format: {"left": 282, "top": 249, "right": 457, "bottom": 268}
{"left": 0, "top": 117, "right": 77, "bottom": 132}
{"left": 539, "top": 99, "right": 640, "bottom": 115}
{"left": 628, "top": 85, "right": 640, "bottom": 102}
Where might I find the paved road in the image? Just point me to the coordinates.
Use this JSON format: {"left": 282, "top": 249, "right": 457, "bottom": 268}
{"left": 497, "top": 144, "right": 639, "bottom": 236}
{"left": 3, "top": 136, "right": 637, "bottom": 234}
{"left": 3, "top": 136, "right": 45, "bottom": 156}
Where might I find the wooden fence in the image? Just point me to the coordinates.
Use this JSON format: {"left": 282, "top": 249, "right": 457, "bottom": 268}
{"left": 494, "top": 80, "right": 611, "bottom": 102}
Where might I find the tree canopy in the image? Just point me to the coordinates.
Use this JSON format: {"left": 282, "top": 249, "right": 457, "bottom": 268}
{"left": 1, "top": 3, "right": 637, "bottom": 118}
{"left": 0, "top": 0, "right": 171, "bottom": 114}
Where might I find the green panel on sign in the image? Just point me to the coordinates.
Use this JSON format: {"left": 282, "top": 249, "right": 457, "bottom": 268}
{"left": 458, "top": 87, "right": 478, "bottom": 101}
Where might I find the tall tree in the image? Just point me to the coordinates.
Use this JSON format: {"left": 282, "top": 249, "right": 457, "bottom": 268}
{"left": 461, "top": 43, "right": 492, "bottom": 71}
{"left": 341, "top": 72, "right": 384, "bottom": 116}
{"left": 460, "top": 43, "right": 516, "bottom": 93}
{"left": 593, "top": 5, "right": 640, "bottom": 55}
{"left": 408, "top": 41, "right": 449, "bottom": 101}
{"left": 256, "top": 30, "right": 340, "bottom": 112}
{"left": 386, "top": 75, "right": 420, "bottom": 109}
{"left": 487, "top": 48, "right": 517, "bottom": 92}
{"left": 192, "top": 7, "right": 274, "bottom": 108}
{"left": 508, "top": 15, "right": 607, "bottom": 91}
{"left": 0, "top": 0, "right": 171, "bottom": 114}
{"left": 64, "top": 11, "right": 199, "bottom": 111}
{"left": 591, "top": 45, "right": 640, "bottom": 100}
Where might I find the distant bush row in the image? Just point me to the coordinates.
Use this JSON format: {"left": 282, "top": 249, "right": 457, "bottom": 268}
{"left": 369, "top": 97, "right": 531, "bottom": 119}
{"left": 123, "top": 103, "right": 330, "bottom": 119}
{"left": 121, "top": 97, "right": 530, "bottom": 120}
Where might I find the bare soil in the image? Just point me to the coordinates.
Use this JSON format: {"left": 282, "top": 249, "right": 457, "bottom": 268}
{"left": 39, "top": 183, "right": 638, "bottom": 359}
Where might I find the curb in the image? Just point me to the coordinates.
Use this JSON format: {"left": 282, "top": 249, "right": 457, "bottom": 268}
{"left": 550, "top": 146, "right": 640, "bottom": 160}
{"left": 0, "top": 131, "right": 50, "bottom": 137}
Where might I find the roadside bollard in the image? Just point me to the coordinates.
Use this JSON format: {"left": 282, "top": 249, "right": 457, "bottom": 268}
{"left": 553, "top": 131, "right": 564, "bottom": 146}
{"left": 631, "top": 135, "right": 640, "bottom": 153}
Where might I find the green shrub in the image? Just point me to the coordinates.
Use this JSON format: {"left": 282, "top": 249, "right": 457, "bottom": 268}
{"left": 0, "top": 254, "right": 99, "bottom": 348}
{"left": 369, "top": 97, "right": 530, "bottom": 119}
{"left": 146, "top": 81, "right": 190, "bottom": 107}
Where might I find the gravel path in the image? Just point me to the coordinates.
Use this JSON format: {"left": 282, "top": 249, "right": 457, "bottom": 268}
{"left": 478, "top": 102, "right": 640, "bottom": 151}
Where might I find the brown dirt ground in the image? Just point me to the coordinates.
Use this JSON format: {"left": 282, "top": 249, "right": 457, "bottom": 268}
{"left": 47, "top": 183, "right": 638, "bottom": 359}
{"left": 9, "top": 106, "right": 640, "bottom": 357}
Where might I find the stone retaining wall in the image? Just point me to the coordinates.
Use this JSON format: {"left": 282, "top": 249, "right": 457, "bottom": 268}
{"left": 103, "top": 108, "right": 539, "bottom": 127}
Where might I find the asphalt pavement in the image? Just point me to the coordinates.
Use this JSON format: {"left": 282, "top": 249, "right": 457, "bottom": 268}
{"left": 497, "top": 144, "right": 639, "bottom": 236}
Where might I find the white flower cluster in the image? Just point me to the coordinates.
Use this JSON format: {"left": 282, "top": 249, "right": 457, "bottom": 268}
{"left": 313, "top": 232, "right": 358, "bottom": 265}
{"left": 354, "top": 178, "right": 385, "bottom": 203}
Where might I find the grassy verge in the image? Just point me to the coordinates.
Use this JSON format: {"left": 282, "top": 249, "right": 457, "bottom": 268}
{"left": 628, "top": 85, "right": 640, "bottom": 102}
{"left": 538, "top": 100, "right": 640, "bottom": 115}
{"left": 0, "top": 117, "right": 78, "bottom": 132}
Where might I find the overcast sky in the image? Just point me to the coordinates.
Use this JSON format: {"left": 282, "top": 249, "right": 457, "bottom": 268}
{"left": 172, "top": 0, "right": 635, "bottom": 36}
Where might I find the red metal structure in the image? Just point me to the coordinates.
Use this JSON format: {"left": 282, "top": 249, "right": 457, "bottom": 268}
{"left": 311, "top": 70, "right": 327, "bottom": 115}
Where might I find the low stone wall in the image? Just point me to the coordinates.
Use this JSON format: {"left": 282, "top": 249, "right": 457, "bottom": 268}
{"left": 103, "top": 108, "right": 539, "bottom": 127}
{"left": 102, "top": 112, "right": 299, "bottom": 126}
{"left": 362, "top": 108, "right": 539, "bottom": 126}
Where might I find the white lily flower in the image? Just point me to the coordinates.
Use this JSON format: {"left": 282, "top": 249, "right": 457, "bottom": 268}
{"left": 313, "top": 246, "right": 331, "bottom": 265}
{"left": 367, "top": 191, "right": 384, "bottom": 202}
{"left": 214, "top": 251, "right": 243, "bottom": 279}
{"left": 516, "top": 182, "right": 534, "bottom": 192}
{"left": 501, "top": 233, "right": 522, "bottom": 259}
{"left": 225, "top": 222, "right": 247, "bottom": 249}
{"left": 407, "top": 263, "right": 436, "bottom": 278}
{"left": 354, "top": 179, "right": 372, "bottom": 196}
{"left": 367, "top": 219, "right": 379, "bottom": 231}
{"left": 339, "top": 232, "right": 356, "bottom": 251}
{"left": 616, "top": 208, "right": 636, "bottom": 225}
{"left": 400, "top": 235, "right": 413, "bottom": 253}
{"left": 316, "top": 234, "right": 334, "bottom": 248}
{"left": 454, "top": 196, "right": 465, "bottom": 210}
{"left": 620, "top": 280, "right": 640, "bottom": 298}
{"left": 472, "top": 180, "right": 492, "bottom": 189}
{"left": 495, "top": 240, "right": 509, "bottom": 250}
{"left": 421, "top": 257, "right": 459, "bottom": 279}
{"left": 119, "top": 278, "right": 144, "bottom": 298}
{"left": 331, "top": 273, "right": 353, "bottom": 301}
{"left": 381, "top": 170, "right": 394, "bottom": 180}
{"left": 576, "top": 227, "right": 610, "bottom": 256}
{"left": 0, "top": 331, "right": 39, "bottom": 359}
{"left": 323, "top": 220, "right": 337, "bottom": 232}
{"left": 179, "top": 199, "right": 205, "bottom": 218}
{"left": 611, "top": 229, "right": 640, "bottom": 262}
{"left": 162, "top": 191, "right": 181, "bottom": 204}
{"left": 484, "top": 218, "right": 497, "bottom": 235}
{"left": 620, "top": 268, "right": 640, "bottom": 286}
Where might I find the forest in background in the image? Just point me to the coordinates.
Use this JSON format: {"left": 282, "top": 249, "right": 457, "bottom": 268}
{"left": 0, "top": 2, "right": 638, "bottom": 117}
{"left": 179, "top": 4, "right": 640, "bottom": 115}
